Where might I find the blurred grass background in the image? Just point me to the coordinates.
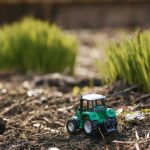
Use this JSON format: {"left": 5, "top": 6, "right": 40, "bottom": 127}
{"left": 0, "top": 18, "right": 78, "bottom": 74}
{"left": 98, "top": 31, "right": 150, "bottom": 92}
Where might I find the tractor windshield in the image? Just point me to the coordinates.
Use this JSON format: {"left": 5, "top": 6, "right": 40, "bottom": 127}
{"left": 82, "top": 99, "right": 105, "bottom": 110}
{"left": 95, "top": 99, "right": 105, "bottom": 106}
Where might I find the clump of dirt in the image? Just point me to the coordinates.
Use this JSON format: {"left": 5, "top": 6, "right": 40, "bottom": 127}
{"left": 0, "top": 118, "right": 6, "bottom": 134}
{"left": 0, "top": 75, "right": 149, "bottom": 150}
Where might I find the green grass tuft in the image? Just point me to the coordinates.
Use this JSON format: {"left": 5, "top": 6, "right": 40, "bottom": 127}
{"left": 98, "top": 31, "right": 150, "bottom": 92}
{"left": 0, "top": 17, "right": 78, "bottom": 74}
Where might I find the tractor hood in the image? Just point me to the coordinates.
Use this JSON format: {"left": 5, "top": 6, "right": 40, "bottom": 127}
{"left": 105, "top": 108, "right": 116, "bottom": 118}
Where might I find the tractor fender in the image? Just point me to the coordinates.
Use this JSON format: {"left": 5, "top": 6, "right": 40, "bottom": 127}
{"left": 105, "top": 108, "right": 116, "bottom": 118}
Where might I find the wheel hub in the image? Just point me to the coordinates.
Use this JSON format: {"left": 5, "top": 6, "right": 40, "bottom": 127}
{"left": 68, "top": 122, "right": 75, "bottom": 132}
{"left": 84, "top": 120, "right": 92, "bottom": 134}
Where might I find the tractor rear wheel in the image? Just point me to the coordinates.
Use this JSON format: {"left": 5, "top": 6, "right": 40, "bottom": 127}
{"left": 66, "top": 119, "right": 77, "bottom": 135}
{"left": 83, "top": 118, "right": 97, "bottom": 136}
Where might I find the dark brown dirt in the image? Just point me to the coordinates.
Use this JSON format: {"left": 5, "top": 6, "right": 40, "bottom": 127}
{"left": 0, "top": 75, "right": 149, "bottom": 150}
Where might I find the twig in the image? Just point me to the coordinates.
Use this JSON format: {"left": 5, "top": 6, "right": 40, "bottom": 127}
{"left": 98, "top": 127, "right": 104, "bottom": 140}
{"left": 0, "top": 98, "right": 33, "bottom": 116}
{"left": 0, "top": 103, "right": 19, "bottom": 116}
{"left": 120, "top": 85, "right": 139, "bottom": 93}
{"left": 135, "top": 130, "right": 140, "bottom": 141}
{"left": 113, "top": 140, "right": 134, "bottom": 144}
{"left": 107, "top": 85, "right": 138, "bottom": 98}
{"left": 132, "top": 94, "right": 150, "bottom": 104}
{"left": 133, "top": 103, "right": 150, "bottom": 110}
{"left": 139, "top": 104, "right": 150, "bottom": 109}
{"left": 135, "top": 142, "right": 140, "bottom": 150}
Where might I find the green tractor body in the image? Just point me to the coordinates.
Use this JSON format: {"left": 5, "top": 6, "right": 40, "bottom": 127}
{"left": 67, "top": 94, "right": 117, "bottom": 135}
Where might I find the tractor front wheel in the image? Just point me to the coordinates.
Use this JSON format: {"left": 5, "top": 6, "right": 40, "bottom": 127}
{"left": 83, "top": 118, "right": 97, "bottom": 136}
{"left": 66, "top": 119, "right": 77, "bottom": 135}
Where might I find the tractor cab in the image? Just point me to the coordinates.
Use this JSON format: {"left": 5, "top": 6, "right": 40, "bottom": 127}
{"left": 79, "top": 94, "right": 106, "bottom": 112}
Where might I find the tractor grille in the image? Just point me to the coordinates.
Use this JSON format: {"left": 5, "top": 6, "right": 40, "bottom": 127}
{"left": 103, "top": 118, "right": 117, "bottom": 133}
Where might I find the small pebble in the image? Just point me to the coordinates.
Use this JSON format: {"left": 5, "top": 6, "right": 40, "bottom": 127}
{"left": 48, "top": 147, "right": 60, "bottom": 150}
{"left": 1, "top": 88, "right": 7, "bottom": 94}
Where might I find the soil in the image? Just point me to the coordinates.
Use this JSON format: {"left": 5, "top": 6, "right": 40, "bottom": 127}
{"left": 0, "top": 74, "right": 149, "bottom": 150}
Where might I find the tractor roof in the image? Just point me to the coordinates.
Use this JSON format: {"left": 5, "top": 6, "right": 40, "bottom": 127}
{"left": 81, "top": 94, "right": 106, "bottom": 101}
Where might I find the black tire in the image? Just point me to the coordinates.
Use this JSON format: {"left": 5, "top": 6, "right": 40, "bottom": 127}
{"left": 113, "top": 117, "right": 118, "bottom": 129}
{"left": 66, "top": 119, "right": 77, "bottom": 135}
{"left": 83, "top": 117, "right": 98, "bottom": 136}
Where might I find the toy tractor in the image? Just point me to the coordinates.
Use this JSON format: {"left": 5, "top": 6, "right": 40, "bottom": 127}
{"left": 66, "top": 94, "right": 117, "bottom": 136}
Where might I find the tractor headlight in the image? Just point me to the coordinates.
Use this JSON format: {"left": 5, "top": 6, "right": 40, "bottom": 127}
{"left": 72, "top": 116, "right": 79, "bottom": 120}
